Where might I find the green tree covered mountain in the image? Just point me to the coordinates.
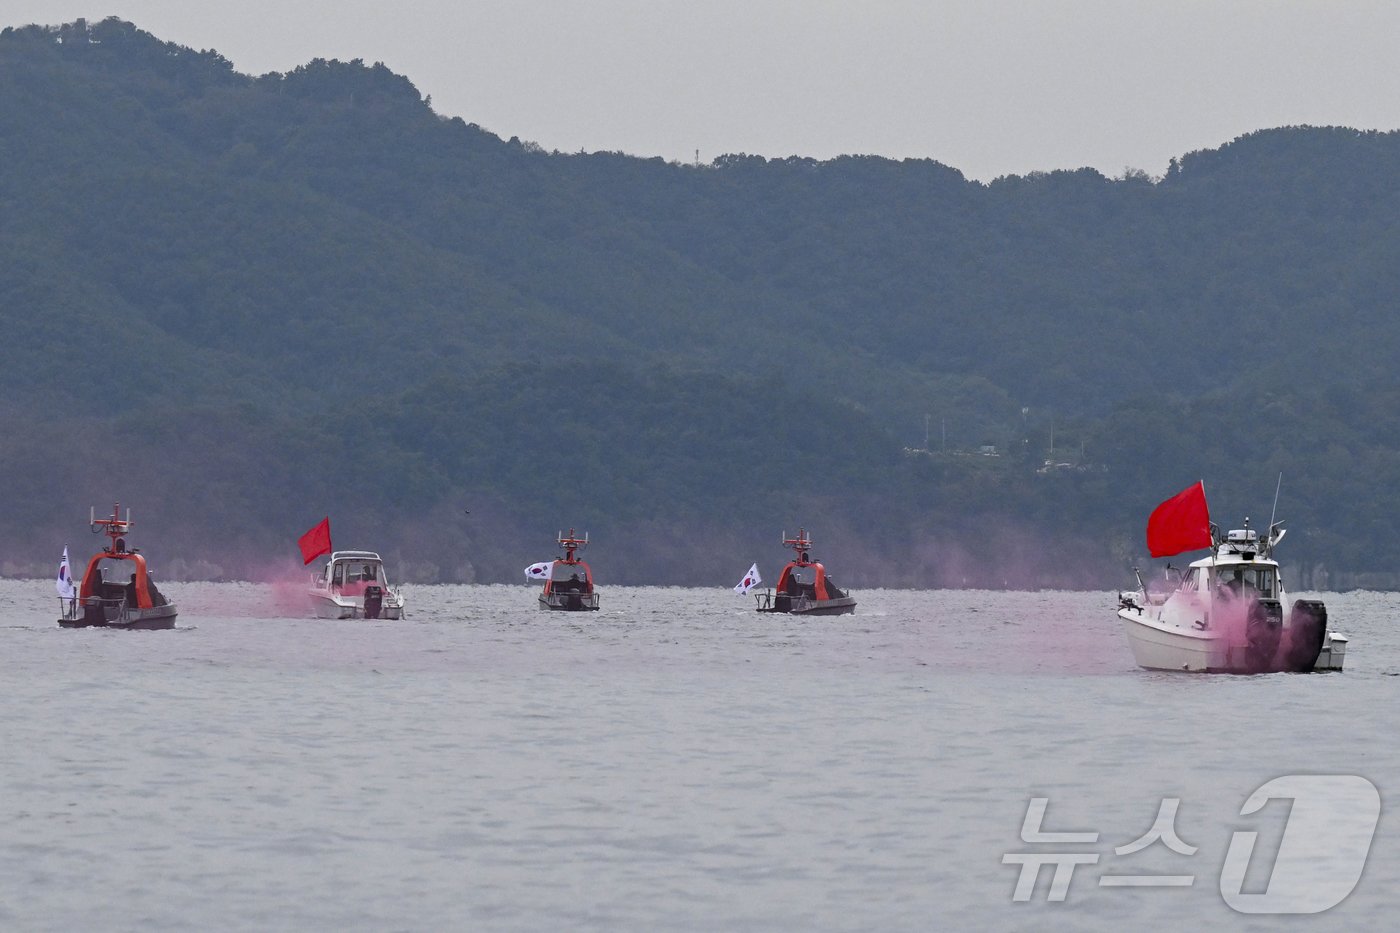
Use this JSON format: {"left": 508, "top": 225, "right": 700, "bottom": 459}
{"left": 3, "top": 17, "right": 1399, "bottom": 586}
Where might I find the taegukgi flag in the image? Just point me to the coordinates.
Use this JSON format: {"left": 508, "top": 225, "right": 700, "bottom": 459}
{"left": 733, "top": 563, "right": 761, "bottom": 595}
{"left": 56, "top": 546, "right": 76, "bottom": 599}
{"left": 525, "top": 561, "right": 553, "bottom": 582}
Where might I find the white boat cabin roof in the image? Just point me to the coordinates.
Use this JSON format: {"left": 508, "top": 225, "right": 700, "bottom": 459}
{"left": 328, "top": 550, "right": 383, "bottom": 562}
{"left": 1185, "top": 528, "right": 1279, "bottom": 571}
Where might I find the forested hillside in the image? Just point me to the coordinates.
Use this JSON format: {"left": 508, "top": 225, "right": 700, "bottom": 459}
{"left": 3, "top": 17, "right": 1399, "bottom": 586}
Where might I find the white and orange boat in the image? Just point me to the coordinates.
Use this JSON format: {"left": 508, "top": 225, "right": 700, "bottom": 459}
{"left": 537, "top": 530, "right": 600, "bottom": 611}
{"left": 58, "top": 504, "right": 177, "bottom": 630}
{"left": 754, "top": 529, "right": 855, "bottom": 615}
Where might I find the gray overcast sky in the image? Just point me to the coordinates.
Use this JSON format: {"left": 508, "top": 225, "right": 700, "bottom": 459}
{"left": 7, "top": 1, "right": 1400, "bottom": 180}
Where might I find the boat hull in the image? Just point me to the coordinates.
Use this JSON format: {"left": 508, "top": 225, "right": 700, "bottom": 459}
{"left": 1118, "top": 606, "right": 1346, "bottom": 673}
{"left": 309, "top": 592, "right": 404, "bottom": 620}
{"left": 1118, "top": 608, "right": 1218, "bottom": 671}
{"left": 538, "top": 593, "right": 600, "bottom": 611}
{"left": 757, "top": 594, "right": 857, "bottom": 615}
{"left": 1315, "top": 634, "right": 1347, "bottom": 671}
{"left": 58, "top": 605, "right": 177, "bottom": 630}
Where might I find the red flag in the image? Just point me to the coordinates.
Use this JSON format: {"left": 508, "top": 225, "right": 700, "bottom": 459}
{"left": 1146, "top": 482, "right": 1212, "bottom": 558}
{"left": 298, "top": 517, "right": 332, "bottom": 565}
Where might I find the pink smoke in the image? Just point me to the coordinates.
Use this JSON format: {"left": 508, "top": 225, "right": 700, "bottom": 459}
{"left": 239, "top": 558, "right": 319, "bottom": 617}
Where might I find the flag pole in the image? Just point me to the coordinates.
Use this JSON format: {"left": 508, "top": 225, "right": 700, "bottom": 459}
{"left": 1204, "top": 481, "right": 1217, "bottom": 630}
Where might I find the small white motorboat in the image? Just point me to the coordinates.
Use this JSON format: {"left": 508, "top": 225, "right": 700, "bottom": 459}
{"left": 1119, "top": 522, "right": 1346, "bottom": 673}
{"left": 308, "top": 550, "right": 405, "bottom": 619}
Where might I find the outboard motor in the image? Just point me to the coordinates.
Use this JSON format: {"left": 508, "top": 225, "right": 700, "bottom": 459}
{"left": 363, "top": 584, "right": 384, "bottom": 620}
{"left": 1244, "top": 598, "right": 1283, "bottom": 672}
{"left": 1285, "top": 600, "right": 1328, "bottom": 672}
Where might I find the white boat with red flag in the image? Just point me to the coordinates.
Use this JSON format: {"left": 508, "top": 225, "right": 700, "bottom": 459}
{"left": 754, "top": 529, "right": 855, "bottom": 615}
{"left": 1117, "top": 481, "right": 1347, "bottom": 673}
{"left": 299, "top": 518, "right": 405, "bottom": 619}
{"left": 308, "top": 551, "right": 405, "bottom": 619}
{"left": 58, "top": 503, "right": 177, "bottom": 630}
{"left": 536, "top": 529, "right": 600, "bottom": 611}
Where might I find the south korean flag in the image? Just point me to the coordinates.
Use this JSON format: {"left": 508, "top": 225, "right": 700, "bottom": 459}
{"left": 56, "top": 546, "right": 76, "bottom": 599}
{"left": 733, "top": 563, "right": 761, "bottom": 595}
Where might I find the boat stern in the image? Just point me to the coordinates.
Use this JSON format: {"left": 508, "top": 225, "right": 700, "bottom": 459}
{"left": 310, "top": 590, "right": 405, "bottom": 620}
{"left": 1314, "top": 632, "right": 1348, "bottom": 671}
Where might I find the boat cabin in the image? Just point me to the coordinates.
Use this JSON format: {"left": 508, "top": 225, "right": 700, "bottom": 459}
{"left": 78, "top": 552, "right": 169, "bottom": 611}
{"left": 1175, "top": 562, "right": 1279, "bottom": 601}
{"left": 775, "top": 560, "right": 847, "bottom": 602}
{"left": 1143, "top": 523, "right": 1289, "bottom": 639}
{"left": 544, "top": 560, "right": 594, "bottom": 597}
{"left": 317, "top": 551, "right": 392, "bottom": 595}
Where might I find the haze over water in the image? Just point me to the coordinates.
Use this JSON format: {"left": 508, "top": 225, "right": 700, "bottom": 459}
{"left": 3, "top": 582, "right": 1397, "bottom": 929}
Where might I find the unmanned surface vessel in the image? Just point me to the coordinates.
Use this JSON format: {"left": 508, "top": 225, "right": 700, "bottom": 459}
{"left": 754, "top": 529, "right": 855, "bottom": 616}
{"left": 538, "top": 530, "right": 600, "bottom": 611}
{"left": 59, "top": 504, "right": 177, "bottom": 630}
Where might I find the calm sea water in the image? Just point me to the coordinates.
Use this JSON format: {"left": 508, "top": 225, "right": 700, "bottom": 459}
{"left": 1, "top": 581, "right": 1397, "bottom": 931}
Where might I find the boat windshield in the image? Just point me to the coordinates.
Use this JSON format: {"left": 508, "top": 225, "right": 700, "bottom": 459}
{"left": 553, "top": 562, "right": 587, "bottom": 580}
{"left": 788, "top": 565, "right": 819, "bottom": 585}
{"left": 1215, "top": 565, "right": 1277, "bottom": 599}
{"left": 335, "top": 560, "right": 388, "bottom": 587}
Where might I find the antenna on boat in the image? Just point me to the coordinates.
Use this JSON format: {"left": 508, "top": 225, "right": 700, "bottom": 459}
{"left": 557, "top": 528, "right": 589, "bottom": 562}
{"left": 1266, "top": 472, "right": 1284, "bottom": 555}
{"left": 781, "top": 528, "right": 814, "bottom": 563}
{"left": 89, "top": 502, "right": 133, "bottom": 553}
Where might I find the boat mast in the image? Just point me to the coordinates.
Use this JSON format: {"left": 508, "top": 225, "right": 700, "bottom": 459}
{"left": 90, "top": 502, "right": 133, "bottom": 555}
{"left": 557, "top": 528, "right": 589, "bottom": 563}
{"left": 782, "top": 528, "right": 813, "bottom": 564}
{"left": 1266, "top": 472, "right": 1283, "bottom": 558}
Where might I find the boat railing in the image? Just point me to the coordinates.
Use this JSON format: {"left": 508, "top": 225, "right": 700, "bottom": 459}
{"left": 59, "top": 596, "right": 130, "bottom": 623}
{"left": 754, "top": 591, "right": 817, "bottom": 612}
{"left": 545, "top": 592, "right": 600, "bottom": 610}
{"left": 754, "top": 591, "right": 803, "bottom": 611}
{"left": 322, "top": 583, "right": 401, "bottom": 599}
